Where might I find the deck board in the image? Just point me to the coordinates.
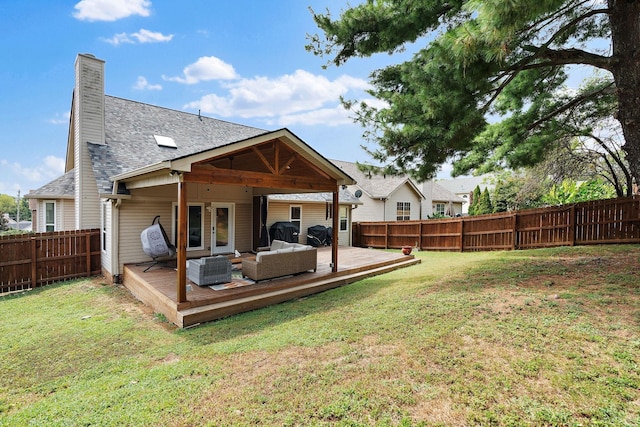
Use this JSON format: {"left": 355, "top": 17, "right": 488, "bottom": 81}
{"left": 123, "top": 247, "right": 420, "bottom": 327}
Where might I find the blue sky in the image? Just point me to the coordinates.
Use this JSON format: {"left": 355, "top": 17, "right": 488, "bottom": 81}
{"left": 0, "top": 0, "right": 419, "bottom": 196}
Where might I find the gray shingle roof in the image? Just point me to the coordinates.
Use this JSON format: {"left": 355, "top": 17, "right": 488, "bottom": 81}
{"left": 26, "top": 169, "right": 75, "bottom": 198}
{"left": 436, "top": 174, "right": 494, "bottom": 195}
{"left": 268, "top": 188, "right": 361, "bottom": 204}
{"left": 89, "top": 95, "right": 269, "bottom": 192}
{"left": 431, "top": 182, "right": 465, "bottom": 203}
{"left": 329, "top": 159, "right": 423, "bottom": 199}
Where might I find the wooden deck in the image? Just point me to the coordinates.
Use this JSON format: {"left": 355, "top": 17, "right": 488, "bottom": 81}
{"left": 123, "top": 247, "right": 420, "bottom": 328}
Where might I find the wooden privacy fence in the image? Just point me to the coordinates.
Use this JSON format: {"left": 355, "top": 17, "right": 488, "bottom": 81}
{"left": 353, "top": 196, "right": 640, "bottom": 252}
{"left": 0, "top": 229, "right": 101, "bottom": 294}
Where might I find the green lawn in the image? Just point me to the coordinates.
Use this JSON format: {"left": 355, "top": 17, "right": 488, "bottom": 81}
{"left": 1, "top": 245, "right": 638, "bottom": 426}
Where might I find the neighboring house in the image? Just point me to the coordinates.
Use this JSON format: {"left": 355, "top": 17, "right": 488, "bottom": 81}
{"left": 1, "top": 213, "right": 32, "bottom": 232}
{"left": 331, "top": 159, "right": 425, "bottom": 222}
{"left": 27, "top": 170, "right": 75, "bottom": 231}
{"left": 26, "top": 53, "right": 356, "bottom": 287}
{"left": 420, "top": 181, "right": 466, "bottom": 218}
{"left": 435, "top": 174, "right": 495, "bottom": 214}
{"left": 268, "top": 189, "right": 361, "bottom": 246}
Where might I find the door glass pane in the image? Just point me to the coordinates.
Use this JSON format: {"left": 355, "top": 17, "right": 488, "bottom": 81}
{"left": 216, "top": 207, "right": 229, "bottom": 246}
{"left": 188, "top": 205, "right": 202, "bottom": 248}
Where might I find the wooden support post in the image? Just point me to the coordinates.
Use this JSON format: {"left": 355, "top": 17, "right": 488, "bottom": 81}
{"left": 85, "top": 231, "right": 92, "bottom": 277}
{"left": 332, "top": 189, "right": 339, "bottom": 272}
{"left": 176, "top": 180, "right": 188, "bottom": 303}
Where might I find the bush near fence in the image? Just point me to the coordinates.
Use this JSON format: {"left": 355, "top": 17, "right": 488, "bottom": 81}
{"left": 0, "top": 229, "right": 101, "bottom": 294}
{"left": 353, "top": 196, "right": 640, "bottom": 252}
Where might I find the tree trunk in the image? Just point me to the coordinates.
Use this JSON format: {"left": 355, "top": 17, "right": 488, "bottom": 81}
{"left": 609, "top": 0, "right": 640, "bottom": 189}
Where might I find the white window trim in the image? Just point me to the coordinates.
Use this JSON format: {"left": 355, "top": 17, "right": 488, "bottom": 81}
{"left": 44, "top": 200, "right": 56, "bottom": 232}
{"left": 339, "top": 206, "right": 348, "bottom": 232}
{"left": 396, "top": 201, "right": 410, "bottom": 221}
{"left": 171, "top": 202, "right": 205, "bottom": 251}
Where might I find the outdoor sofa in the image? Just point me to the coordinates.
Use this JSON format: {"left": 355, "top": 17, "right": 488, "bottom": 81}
{"left": 241, "top": 239, "right": 317, "bottom": 282}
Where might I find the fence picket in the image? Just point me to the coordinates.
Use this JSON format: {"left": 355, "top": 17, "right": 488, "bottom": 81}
{"left": 0, "top": 229, "right": 101, "bottom": 294}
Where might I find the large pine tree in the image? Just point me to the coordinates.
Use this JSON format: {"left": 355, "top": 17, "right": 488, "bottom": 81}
{"left": 308, "top": 0, "right": 640, "bottom": 193}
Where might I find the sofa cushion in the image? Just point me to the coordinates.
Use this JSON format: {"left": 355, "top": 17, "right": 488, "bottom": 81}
{"left": 270, "top": 240, "right": 288, "bottom": 250}
{"left": 276, "top": 247, "right": 294, "bottom": 254}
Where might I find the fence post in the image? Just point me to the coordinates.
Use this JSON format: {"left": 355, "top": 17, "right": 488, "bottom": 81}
{"left": 385, "top": 223, "right": 389, "bottom": 249}
{"left": 459, "top": 218, "right": 464, "bottom": 252}
{"left": 512, "top": 212, "right": 517, "bottom": 250}
{"left": 569, "top": 204, "right": 576, "bottom": 246}
{"left": 30, "top": 236, "right": 37, "bottom": 289}
{"left": 85, "top": 230, "right": 92, "bottom": 276}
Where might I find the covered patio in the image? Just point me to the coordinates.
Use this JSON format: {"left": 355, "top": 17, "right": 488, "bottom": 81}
{"left": 123, "top": 246, "right": 420, "bottom": 328}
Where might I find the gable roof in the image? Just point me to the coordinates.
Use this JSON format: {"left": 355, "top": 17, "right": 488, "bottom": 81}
{"left": 436, "top": 174, "right": 494, "bottom": 195}
{"left": 268, "top": 188, "right": 362, "bottom": 205}
{"left": 26, "top": 170, "right": 75, "bottom": 199}
{"left": 87, "top": 95, "right": 270, "bottom": 193}
{"left": 330, "top": 159, "right": 424, "bottom": 200}
{"left": 431, "top": 182, "right": 465, "bottom": 203}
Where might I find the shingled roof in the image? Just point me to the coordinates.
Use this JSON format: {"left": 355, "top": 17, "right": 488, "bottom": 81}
{"left": 88, "top": 95, "right": 269, "bottom": 193}
{"left": 26, "top": 170, "right": 75, "bottom": 198}
{"left": 329, "top": 159, "right": 424, "bottom": 200}
{"left": 268, "top": 188, "right": 361, "bottom": 204}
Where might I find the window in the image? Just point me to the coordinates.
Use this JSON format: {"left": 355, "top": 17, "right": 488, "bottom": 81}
{"left": 102, "top": 202, "right": 107, "bottom": 252}
{"left": 172, "top": 203, "right": 204, "bottom": 250}
{"left": 396, "top": 202, "right": 410, "bottom": 221}
{"left": 339, "top": 206, "right": 348, "bottom": 232}
{"left": 290, "top": 205, "right": 301, "bottom": 242}
{"left": 435, "top": 203, "right": 446, "bottom": 216}
{"left": 44, "top": 201, "right": 55, "bottom": 232}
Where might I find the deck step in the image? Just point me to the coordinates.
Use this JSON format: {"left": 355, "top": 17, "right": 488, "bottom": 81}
{"left": 179, "top": 257, "right": 420, "bottom": 327}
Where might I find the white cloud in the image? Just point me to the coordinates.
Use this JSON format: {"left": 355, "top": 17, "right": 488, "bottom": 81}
{"left": 102, "top": 29, "right": 173, "bottom": 46}
{"left": 0, "top": 156, "right": 65, "bottom": 192}
{"left": 133, "top": 76, "right": 162, "bottom": 91}
{"left": 277, "top": 105, "right": 353, "bottom": 127}
{"left": 184, "top": 70, "right": 371, "bottom": 120}
{"left": 133, "top": 76, "right": 162, "bottom": 90}
{"left": 163, "top": 56, "right": 238, "bottom": 84}
{"left": 73, "top": 0, "right": 151, "bottom": 22}
{"left": 48, "top": 112, "right": 71, "bottom": 125}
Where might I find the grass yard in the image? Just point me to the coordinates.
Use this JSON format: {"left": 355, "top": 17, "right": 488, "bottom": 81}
{"left": 0, "top": 245, "right": 638, "bottom": 426}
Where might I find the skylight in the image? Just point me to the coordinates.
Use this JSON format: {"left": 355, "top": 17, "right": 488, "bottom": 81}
{"left": 154, "top": 134, "right": 176, "bottom": 148}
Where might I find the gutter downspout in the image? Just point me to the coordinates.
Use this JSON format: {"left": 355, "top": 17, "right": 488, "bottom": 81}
{"left": 111, "top": 180, "right": 121, "bottom": 283}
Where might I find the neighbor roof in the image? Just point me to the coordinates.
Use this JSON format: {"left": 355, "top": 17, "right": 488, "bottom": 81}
{"left": 431, "top": 182, "right": 465, "bottom": 203}
{"left": 26, "top": 170, "right": 75, "bottom": 199}
{"left": 268, "top": 188, "right": 362, "bottom": 205}
{"left": 436, "top": 174, "right": 494, "bottom": 195}
{"left": 330, "top": 159, "right": 424, "bottom": 200}
{"left": 86, "top": 96, "right": 269, "bottom": 193}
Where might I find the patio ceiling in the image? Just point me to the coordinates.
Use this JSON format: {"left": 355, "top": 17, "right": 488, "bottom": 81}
{"left": 187, "top": 138, "right": 338, "bottom": 192}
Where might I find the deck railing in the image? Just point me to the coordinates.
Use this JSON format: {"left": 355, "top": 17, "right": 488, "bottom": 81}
{"left": 0, "top": 229, "right": 101, "bottom": 294}
{"left": 353, "top": 196, "right": 640, "bottom": 252}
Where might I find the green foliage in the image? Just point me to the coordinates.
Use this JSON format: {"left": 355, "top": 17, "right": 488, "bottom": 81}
{"left": 468, "top": 185, "right": 482, "bottom": 215}
{"left": 475, "top": 187, "right": 493, "bottom": 215}
{"left": 491, "top": 170, "right": 545, "bottom": 212}
{"left": 0, "top": 194, "right": 31, "bottom": 222}
{"left": 309, "top": 0, "right": 640, "bottom": 185}
{"left": 542, "top": 179, "right": 617, "bottom": 205}
{"left": 0, "top": 212, "right": 7, "bottom": 232}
